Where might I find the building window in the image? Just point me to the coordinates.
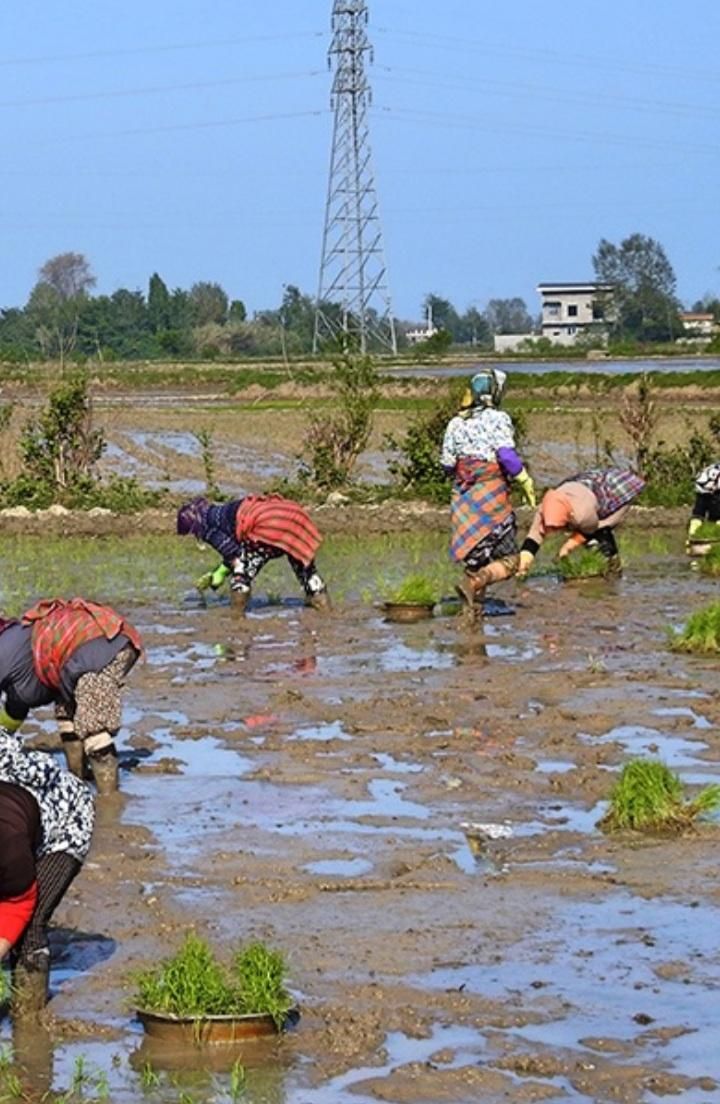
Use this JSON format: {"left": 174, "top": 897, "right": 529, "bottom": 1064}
{"left": 567, "top": 304, "right": 578, "bottom": 317}
{"left": 567, "top": 325, "right": 577, "bottom": 335}
{"left": 592, "top": 302, "right": 605, "bottom": 321}
{"left": 544, "top": 300, "right": 561, "bottom": 319}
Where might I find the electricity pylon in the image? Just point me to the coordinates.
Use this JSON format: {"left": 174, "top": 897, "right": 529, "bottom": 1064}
{"left": 314, "top": 0, "right": 397, "bottom": 354}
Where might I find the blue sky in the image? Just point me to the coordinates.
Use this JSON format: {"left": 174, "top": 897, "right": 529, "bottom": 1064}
{"left": 3, "top": 0, "right": 719, "bottom": 321}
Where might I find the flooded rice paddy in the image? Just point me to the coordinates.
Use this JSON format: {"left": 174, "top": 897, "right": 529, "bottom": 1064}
{"left": 1, "top": 529, "right": 719, "bottom": 1102}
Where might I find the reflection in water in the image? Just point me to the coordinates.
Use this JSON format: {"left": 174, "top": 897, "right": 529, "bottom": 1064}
{"left": 11, "top": 1018, "right": 54, "bottom": 1099}
{"left": 132, "top": 1034, "right": 290, "bottom": 1103}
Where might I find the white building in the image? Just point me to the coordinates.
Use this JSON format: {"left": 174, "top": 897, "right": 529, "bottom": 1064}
{"left": 679, "top": 312, "right": 718, "bottom": 340}
{"left": 537, "top": 282, "right": 614, "bottom": 346}
{"left": 405, "top": 304, "right": 439, "bottom": 346}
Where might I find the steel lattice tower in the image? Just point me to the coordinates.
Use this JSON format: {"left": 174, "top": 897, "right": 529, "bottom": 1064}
{"left": 314, "top": 0, "right": 397, "bottom": 354}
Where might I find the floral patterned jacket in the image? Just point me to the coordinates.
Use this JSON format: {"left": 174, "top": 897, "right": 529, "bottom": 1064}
{"left": 0, "top": 729, "right": 94, "bottom": 861}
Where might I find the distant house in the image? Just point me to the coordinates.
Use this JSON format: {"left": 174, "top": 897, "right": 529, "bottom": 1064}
{"left": 405, "top": 305, "right": 438, "bottom": 346}
{"left": 679, "top": 312, "right": 717, "bottom": 341}
{"left": 537, "top": 282, "right": 614, "bottom": 346}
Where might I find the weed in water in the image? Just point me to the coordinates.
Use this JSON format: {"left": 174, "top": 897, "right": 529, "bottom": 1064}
{"left": 384, "top": 573, "right": 438, "bottom": 605}
{"left": 228, "top": 1059, "right": 246, "bottom": 1102}
{"left": 586, "top": 653, "right": 607, "bottom": 674}
{"left": 600, "top": 759, "right": 720, "bottom": 833}
{"left": 669, "top": 601, "right": 720, "bottom": 654}
{"left": 0, "top": 1047, "right": 11, "bottom": 1072}
{"left": 0, "top": 1069, "right": 23, "bottom": 1099}
{"left": 139, "top": 1062, "right": 162, "bottom": 1092}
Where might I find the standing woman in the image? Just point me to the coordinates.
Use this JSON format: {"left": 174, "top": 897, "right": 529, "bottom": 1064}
{"left": 177, "top": 493, "right": 329, "bottom": 612}
{"left": 441, "top": 369, "right": 536, "bottom": 618}
{"left": 517, "top": 467, "right": 646, "bottom": 576}
{"left": 0, "top": 728, "right": 94, "bottom": 1011}
{"left": 687, "top": 462, "right": 720, "bottom": 543}
{"left": 0, "top": 598, "right": 142, "bottom": 793}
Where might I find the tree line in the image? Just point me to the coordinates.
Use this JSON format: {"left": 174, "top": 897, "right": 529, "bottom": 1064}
{"left": 0, "top": 234, "right": 716, "bottom": 363}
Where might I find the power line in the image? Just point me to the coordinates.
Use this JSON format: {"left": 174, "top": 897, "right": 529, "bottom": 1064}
{"left": 46, "top": 108, "right": 328, "bottom": 144}
{"left": 374, "top": 66, "right": 720, "bottom": 121}
{"left": 371, "top": 106, "right": 720, "bottom": 158}
{"left": 0, "top": 70, "right": 324, "bottom": 110}
{"left": 376, "top": 26, "right": 720, "bottom": 86}
{"left": 0, "top": 31, "right": 326, "bottom": 68}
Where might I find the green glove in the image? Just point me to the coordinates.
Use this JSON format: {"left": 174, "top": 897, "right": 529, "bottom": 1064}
{"left": 210, "top": 564, "right": 231, "bottom": 589}
{"left": 196, "top": 564, "right": 231, "bottom": 592}
{"left": 0, "top": 708, "right": 22, "bottom": 733}
{"left": 514, "top": 468, "right": 537, "bottom": 509}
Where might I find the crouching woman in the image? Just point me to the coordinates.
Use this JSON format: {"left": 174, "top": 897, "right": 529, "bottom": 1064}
{"left": 0, "top": 729, "right": 94, "bottom": 1012}
{"left": 518, "top": 467, "right": 645, "bottom": 577}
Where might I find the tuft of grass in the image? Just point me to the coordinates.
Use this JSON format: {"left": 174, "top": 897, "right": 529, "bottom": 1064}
{"left": 698, "top": 545, "right": 720, "bottom": 577}
{"left": 600, "top": 759, "right": 720, "bottom": 834}
{"left": 134, "top": 933, "right": 292, "bottom": 1024}
{"left": 689, "top": 520, "right": 720, "bottom": 542}
{"left": 385, "top": 573, "right": 437, "bottom": 605}
{"left": 232, "top": 943, "right": 293, "bottom": 1027}
{"left": 669, "top": 601, "right": 720, "bottom": 654}
{"left": 558, "top": 547, "right": 609, "bottom": 579}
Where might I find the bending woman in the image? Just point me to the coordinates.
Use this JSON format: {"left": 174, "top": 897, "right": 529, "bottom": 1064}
{"left": 0, "top": 729, "right": 94, "bottom": 1011}
{"left": 0, "top": 598, "right": 142, "bottom": 793}
{"left": 518, "top": 468, "right": 645, "bottom": 577}
{"left": 177, "top": 494, "right": 329, "bottom": 612}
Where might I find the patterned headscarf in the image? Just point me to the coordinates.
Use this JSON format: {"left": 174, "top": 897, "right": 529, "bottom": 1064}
{"left": 176, "top": 497, "right": 210, "bottom": 536}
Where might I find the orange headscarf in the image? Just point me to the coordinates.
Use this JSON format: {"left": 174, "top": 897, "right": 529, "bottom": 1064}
{"left": 541, "top": 490, "right": 573, "bottom": 530}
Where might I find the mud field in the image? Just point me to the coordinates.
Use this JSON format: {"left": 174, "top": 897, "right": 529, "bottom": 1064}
{"left": 0, "top": 528, "right": 718, "bottom": 1102}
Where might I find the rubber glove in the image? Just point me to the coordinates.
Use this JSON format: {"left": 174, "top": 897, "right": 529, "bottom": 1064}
{"left": 687, "top": 517, "right": 703, "bottom": 539}
{"left": 195, "top": 571, "right": 214, "bottom": 592}
{"left": 558, "top": 532, "right": 587, "bottom": 559}
{"left": 514, "top": 468, "right": 536, "bottom": 509}
{"left": 516, "top": 550, "right": 535, "bottom": 578}
{"left": 0, "top": 708, "right": 22, "bottom": 733}
{"left": 209, "top": 563, "right": 231, "bottom": 590}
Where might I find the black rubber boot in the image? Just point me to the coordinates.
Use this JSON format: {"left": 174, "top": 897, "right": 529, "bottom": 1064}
{"left": 307, "top": 589, "right": 331, "bottom": 611}
{"left": 61, "top": 735, "right": 86, "bottom": 779}
{"left": 230, "top": 587, "right": 249, "bottom": 613}
{"left": 89, "top": 746, "right": 119, "bottom": 795}
{"left": 12, "top": 953, "right": 50, "bottom": 1017}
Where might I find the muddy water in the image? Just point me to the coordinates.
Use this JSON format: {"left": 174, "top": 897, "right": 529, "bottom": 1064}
{"left": 2, "top": 532, "right": 720, "bottom": 1102}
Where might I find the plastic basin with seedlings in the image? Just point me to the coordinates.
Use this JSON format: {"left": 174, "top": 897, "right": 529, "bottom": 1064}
{"left": 133, "top": 934, "right": 296, "bottom": 1046}
{"left": 382, "top": 574, "right": 437, "bottom": 623}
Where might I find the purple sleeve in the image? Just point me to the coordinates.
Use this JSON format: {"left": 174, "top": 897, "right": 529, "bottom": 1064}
{"left": 497, "top": 447, "right": 523, "bottom": 479}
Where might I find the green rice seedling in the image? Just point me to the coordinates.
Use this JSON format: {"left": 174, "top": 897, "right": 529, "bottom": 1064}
{"left": 384, "top": 574, "right": 437, "bottom": 606}
{"left": 139, "top": 1062, "right": 162, "bottom": 1092}
{"left": 690, "top": 520, "right": 720, "bottom": 542}
{"left": 699, "top": 545, "right": 720, "bottom": 577}
{"left": 134, "top": 933, "right": 239, "bottom": 1017}
{"left": 600, "top": 759, "right": 720, "bottom": 834}
{"left": 669, "top": 601, "right": 720, "bottom": 654}
{"left": 558, "top": 547, "right": 608, "bottom": 580}
{"left": 228, "top": 1059, "right": 246, "bottom": 1102}
{"left": 232, "top": 943, "right": 293, "bottom": 1027}
{"left": 134, "top": 934, "right": 293, "bottom": 1025}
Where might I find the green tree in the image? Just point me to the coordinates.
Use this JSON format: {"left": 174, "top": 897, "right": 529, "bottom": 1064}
{"left": 27, "top": 252, "right": 97, "bottom": 367}
{"left": 148, "top": 273, "right": 171, "bottom": 333}
{"left": 422, "top": 293, "right": 460, "bottom": 339}
{"left": 484, "top": 297, "right": 533, "bottom": 335}
{"left": 189, "top": 281, "right": 229, "bottom": 326}
{"left": 592, "top": 233, "right": 681, "bottom": 341}
{"left": 229, "top": 299, "right": 247, "bottom": 322}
